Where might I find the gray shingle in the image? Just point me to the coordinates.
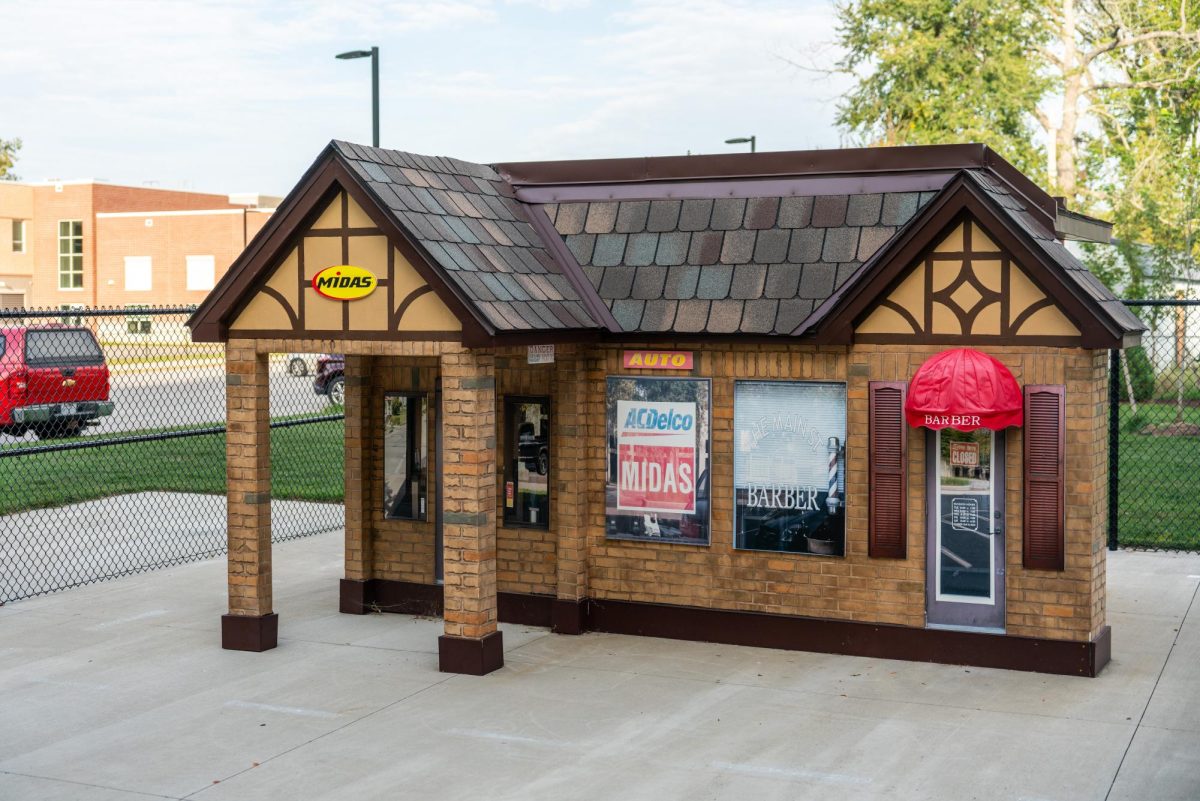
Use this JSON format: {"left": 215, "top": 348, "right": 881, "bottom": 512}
{"left": 631, "top": 265, "right": 668, "bottom": 299}
{"left": 585, "top": 202, "right": 618, "bottom": 234}
{"left": 846, "top": 194, "right": 883, "bottom": 226}
{"left": 857, "top": 226, "right": 896, "bottom": 260}
{"left": 593, "top": 234, "right": 626, "bottom": 267}
{"left": 664, "top": 265, "right": 700, "bottom": 298}
{"left": 615, "top": 201, "right": 649, "bottom": 233}
{"left": 696, "top": 265, "right": 733, "bottom": 299}
{"left": 730, "top": 264, "right": 767, "bottom": 299}
{"left": 787, "top": 228, "right": 825, "bottom": 263}
{"left": 647, "top": 200, "right": 682, "bottom": 232}
{"left": 625, "top": 233, "right": 660, "bottom": 267}
{"left": 582, "top": 266, "right": 604, "bottom": 289}
{"left": 711, "top": 198, "right": 747, "bottom": 230}
{"left": 764, "top": 264, "right": 801, "bottom": 298}
{"left": 778, "top": 196, "right": 813, "bottom": 228}
{"left": 679, "top": 199, "right": 714, "bottom": 231}
{"left": 674, "top": 300, "right": 710, "bottom": 333}
{"left": 565, "top": 234, "right": 596, "bottom": 265}
{"left": 688, "top": 231, "right": 723, "bottom": 265}
{"left": 798, "top": 262, "right": 837, "bottom": 298}
{"left": 753, "top": 229, "right": 790, "bottom": 263}
{"left": 611, "top": 299, "right": 645, "bottom": 331}
{"left": 707, "top": 300, "right": 744, "bottom": 333}
{"left": 655, "top": 232, "right": 690, "bottom": 266}
{"left": 812, "top": 195, "right": 848, "bottom": 227}
{"left": 822, "top": 227, "right": 860, "bottom": 262}
{"left": 480, "top": 219, "right": 513, "bottom": 246}
{"left": 835, "top": 262, "right": 860, "bottom": 288}
{"left": 640, "top": 299, "right": 678, "bottom": 331}
{"left": 744, "top": 197, "right": 780, "bottom": 230}
{"left": 720, "top": 230, "right": 756, "bottom": 264}
{"left": 599, "top": 265, "right": 636, "bottom": 298}
{"left": 741, "top": 299, "right": 779, "bottom": 333}
{"left": 881, "top": 193, "right": 919, "bottom": 226}
{"left": 775, "top": 298, "right": 816, "bottom": 333}
{"left": 556, "top": 203, "right": 587, "bottom": 235}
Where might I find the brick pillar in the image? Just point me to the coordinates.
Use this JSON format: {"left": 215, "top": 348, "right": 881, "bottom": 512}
{"left": 222, "top": 346, "right": 276, "bottom": 651}
{"left": 552, "top": 347, "right": 589, "bottom": 634}
{"left": 340, "top": 355, "right": 374, "bottom": 614}
{"left": 437, "top": 350, "right": 502, "bottom": 675}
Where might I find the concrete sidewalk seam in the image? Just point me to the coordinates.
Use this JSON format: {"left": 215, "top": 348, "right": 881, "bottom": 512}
{"left": 1103, "top": 576, "right": 1200, "bottom": 801}
{"left": 0, "top": 769, "right": 185, "bottom": 800}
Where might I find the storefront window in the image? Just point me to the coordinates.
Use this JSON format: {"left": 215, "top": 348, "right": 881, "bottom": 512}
{"left": 504, "top": 397, "right": 550, "bottom": 528}
{"left": 605, "top": 376, "right": 710, "bottom": 545}
{"left": 733, "top": 381, "right": 847, "bottom": 555}
{"left": 383, "top": 393, "right": 428, "bottom": 520}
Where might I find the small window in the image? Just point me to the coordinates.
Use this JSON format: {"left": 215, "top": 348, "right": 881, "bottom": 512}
{"left": 127, "top": 304, "right": 152, "bottom": 335}
{"left": 186, "top": 255, "right": 216, "bottom": 291}
{"left": 124, "top": 256, "right": 152, "bottom": 291}
{"left": 12, "top": 220, "right": 25, "bottom": 253}
{"left": 58, "top": 303, "right": 84, "bottom": 326}
{"left": 383, "top": 393, "right": 428, "bottom": 520}
{"left": 57, "top": 220, "right": 84, "bottom": 289}
{"left": 504, "top": 397, "right": 550, "bottom": 528}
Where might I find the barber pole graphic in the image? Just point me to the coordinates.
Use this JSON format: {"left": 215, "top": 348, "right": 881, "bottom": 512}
{"left": 826, "top": 436, "right": 841, "bottom": 514}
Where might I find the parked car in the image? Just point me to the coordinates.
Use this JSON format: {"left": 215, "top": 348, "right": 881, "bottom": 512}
{"left": 313, "top": 353, "right": 345, "bottom": 406}
{"left": 285, "top": 353, "right": 318, "bottom": 377}
{"left": 517, "top": 421, "right": 549, "bottom": 475}
{"left": 0, "top": 325, "right": 114, "bottom": 439}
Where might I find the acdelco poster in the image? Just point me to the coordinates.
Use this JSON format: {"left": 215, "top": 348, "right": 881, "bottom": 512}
{"left": 605, "top": 377, "right": 710, "bottom": 545}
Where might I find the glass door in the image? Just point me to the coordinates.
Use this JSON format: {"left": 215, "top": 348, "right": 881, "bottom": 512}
{"left": 926, "top": 428, "right": 1006, "bottom": 631}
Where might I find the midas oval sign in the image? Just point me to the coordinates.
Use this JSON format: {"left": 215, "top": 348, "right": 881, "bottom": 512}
{"left": 312, "top": 265, "right": 378, "bottom": 300}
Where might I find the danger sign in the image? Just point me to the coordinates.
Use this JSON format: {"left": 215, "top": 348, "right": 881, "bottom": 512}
{"left": 950, "top": 442, "right": 979, "bottom": 467}
{"left": 615, "top": 400, "right": 697, "bottom": 514}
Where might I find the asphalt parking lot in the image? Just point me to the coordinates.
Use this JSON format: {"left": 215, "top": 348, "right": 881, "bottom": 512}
{"left": 1, "top": 531, "right": 1196, "bottom": 801}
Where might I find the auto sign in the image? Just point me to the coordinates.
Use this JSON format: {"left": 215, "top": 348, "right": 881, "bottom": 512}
{"left": 311, "top": 265, "right": 378, "bottom": 300}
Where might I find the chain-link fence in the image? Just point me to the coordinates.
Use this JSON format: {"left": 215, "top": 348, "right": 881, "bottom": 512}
{"left": 0, "top": 307, "right": 344, "bottom": 602}
{"left": 1110, "top": 299, "right": 1200, "bottom": 551}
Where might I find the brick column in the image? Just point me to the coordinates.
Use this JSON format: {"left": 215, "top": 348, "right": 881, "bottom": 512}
{"left": 438, "top": 350, "right": 502, "bottom": 675}
{"left": 222, "top": 346, "right": 276, "bottom": 651}
{"left": 340, "top": 355, "right": 374, "bottom": 614}
{"left": 552, "top": 347, "right": 589, "bottom": 634}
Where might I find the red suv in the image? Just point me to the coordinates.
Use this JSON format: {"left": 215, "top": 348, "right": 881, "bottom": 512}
{"left": 0, "top": 325, "right": 114, "bottom": 439}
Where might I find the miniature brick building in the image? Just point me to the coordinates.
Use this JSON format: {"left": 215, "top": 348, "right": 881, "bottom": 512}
{"left": 189, "top": 142, "right": 1143, "bottom": 676}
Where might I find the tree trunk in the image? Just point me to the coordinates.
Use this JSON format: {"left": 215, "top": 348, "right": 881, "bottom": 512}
{"left": 1056, "top": 0, "right": 1081, "bottom": 200}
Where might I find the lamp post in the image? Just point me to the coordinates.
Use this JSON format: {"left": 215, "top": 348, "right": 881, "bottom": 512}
{"left": 336, "top": 47, "right": 379, "bottom": 147}
{"left": 724, "top": 135, "right": 756, "bottom": 153}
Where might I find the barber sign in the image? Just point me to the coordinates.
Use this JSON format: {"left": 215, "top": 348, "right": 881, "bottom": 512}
{"left": 616, "top": 400, "right": 697, "bottom": 514}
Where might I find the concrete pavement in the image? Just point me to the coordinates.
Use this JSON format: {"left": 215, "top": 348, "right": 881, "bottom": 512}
{"left": 0, "top": 532, "right": 1196, "bottom": 801}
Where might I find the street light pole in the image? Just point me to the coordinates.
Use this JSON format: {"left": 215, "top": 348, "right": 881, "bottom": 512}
{"left": 724, "top": 135, "right": 757, "bottom": 153}
{"left": 336, "top": 46, "right": 380, "bottom": 147}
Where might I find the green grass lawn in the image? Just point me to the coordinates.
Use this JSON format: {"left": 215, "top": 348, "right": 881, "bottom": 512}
{"left": 0, "top": 420, "right": 345, "bottom": 516}
{"left": 1118, "top": 402, "right": 1200, "bottom": 549}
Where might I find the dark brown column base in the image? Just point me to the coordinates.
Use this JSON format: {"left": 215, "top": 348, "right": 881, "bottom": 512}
{"left": 551, "top": 598, "right": 586, "bottom": 634}
{"left": 438, "top": 631, "right": 504, "bottom": 675}
{"left": 221, "top": 612, "right": 278, "bottom": 652}
{"left": 339, "top": 579, "right": 369, "bottom": 614}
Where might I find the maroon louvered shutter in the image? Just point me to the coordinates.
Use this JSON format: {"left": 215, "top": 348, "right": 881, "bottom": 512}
{"left": 869, "top": 381, "right": 907, "bottom": 558}
{"left": 1023, "top": 385, "right": 1065, "bottom": 570}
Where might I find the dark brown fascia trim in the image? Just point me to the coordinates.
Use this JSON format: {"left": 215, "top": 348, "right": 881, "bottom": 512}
{"left": 515, "top": 171, "right": 955, "bottom": 205}
{"left": 805, "top": 174, "right": 1124, "bottom": 348}
{"left": 189, "top": 146, "right": 344, "bottom": 341}
{"left": 519, "top": 201, "right": 619, "bottom": 332}
{"left": 328, "top": 155, "right": 495, "bottom": 345}
{"left": 228, "top": 329, "right": 463, "bottom": 342}
{"left": 496, "top": 143, "right": 995, "bottom": 186}
{"left": 981, "top": 150, "right": 1058, "bottom": 228}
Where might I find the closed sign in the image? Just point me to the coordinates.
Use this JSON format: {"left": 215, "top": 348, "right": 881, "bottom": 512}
{"left": 950, "top": 441, "right": 979, "bottom": 467}
{"left": 311, "top": 265, "right": 378, "bottom": 300}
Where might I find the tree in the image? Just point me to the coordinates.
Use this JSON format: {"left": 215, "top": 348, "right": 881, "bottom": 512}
{"left": 0, "top": 137, "right": 20, "bottom": 180}
{"left": 835, "top": 0, "right": 1051, "bottom": 179}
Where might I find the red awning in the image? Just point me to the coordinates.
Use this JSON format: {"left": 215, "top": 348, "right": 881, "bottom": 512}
{"left": 904, "top": 348, "right": 1023, "bottom": 431}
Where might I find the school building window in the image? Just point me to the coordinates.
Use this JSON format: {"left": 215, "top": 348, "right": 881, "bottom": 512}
{"left": 503, "top": 397, "right": 550, "bottom": 528}
{"left": 186, "top": 255, "right": 216, "bottom": 291}
{"left": 11, "top": 219, "right": 25, "bottom": 253}
{"left": 57, "top": 220, "right": 84, "bottom": 289}
{"left": 126, "top": 304, "right": 152, "bottom": 335}
{"left": 383, "top": 393, "right": 428, "bottom": 521}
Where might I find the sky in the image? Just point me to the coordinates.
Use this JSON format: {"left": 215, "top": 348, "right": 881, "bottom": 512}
{"left": 0, "top": 0, "right": 850, "bottom": 196}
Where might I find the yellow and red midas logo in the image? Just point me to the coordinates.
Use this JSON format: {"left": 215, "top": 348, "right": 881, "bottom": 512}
{"left": 312, "top": 265, "right": 377, "bottom": 300}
